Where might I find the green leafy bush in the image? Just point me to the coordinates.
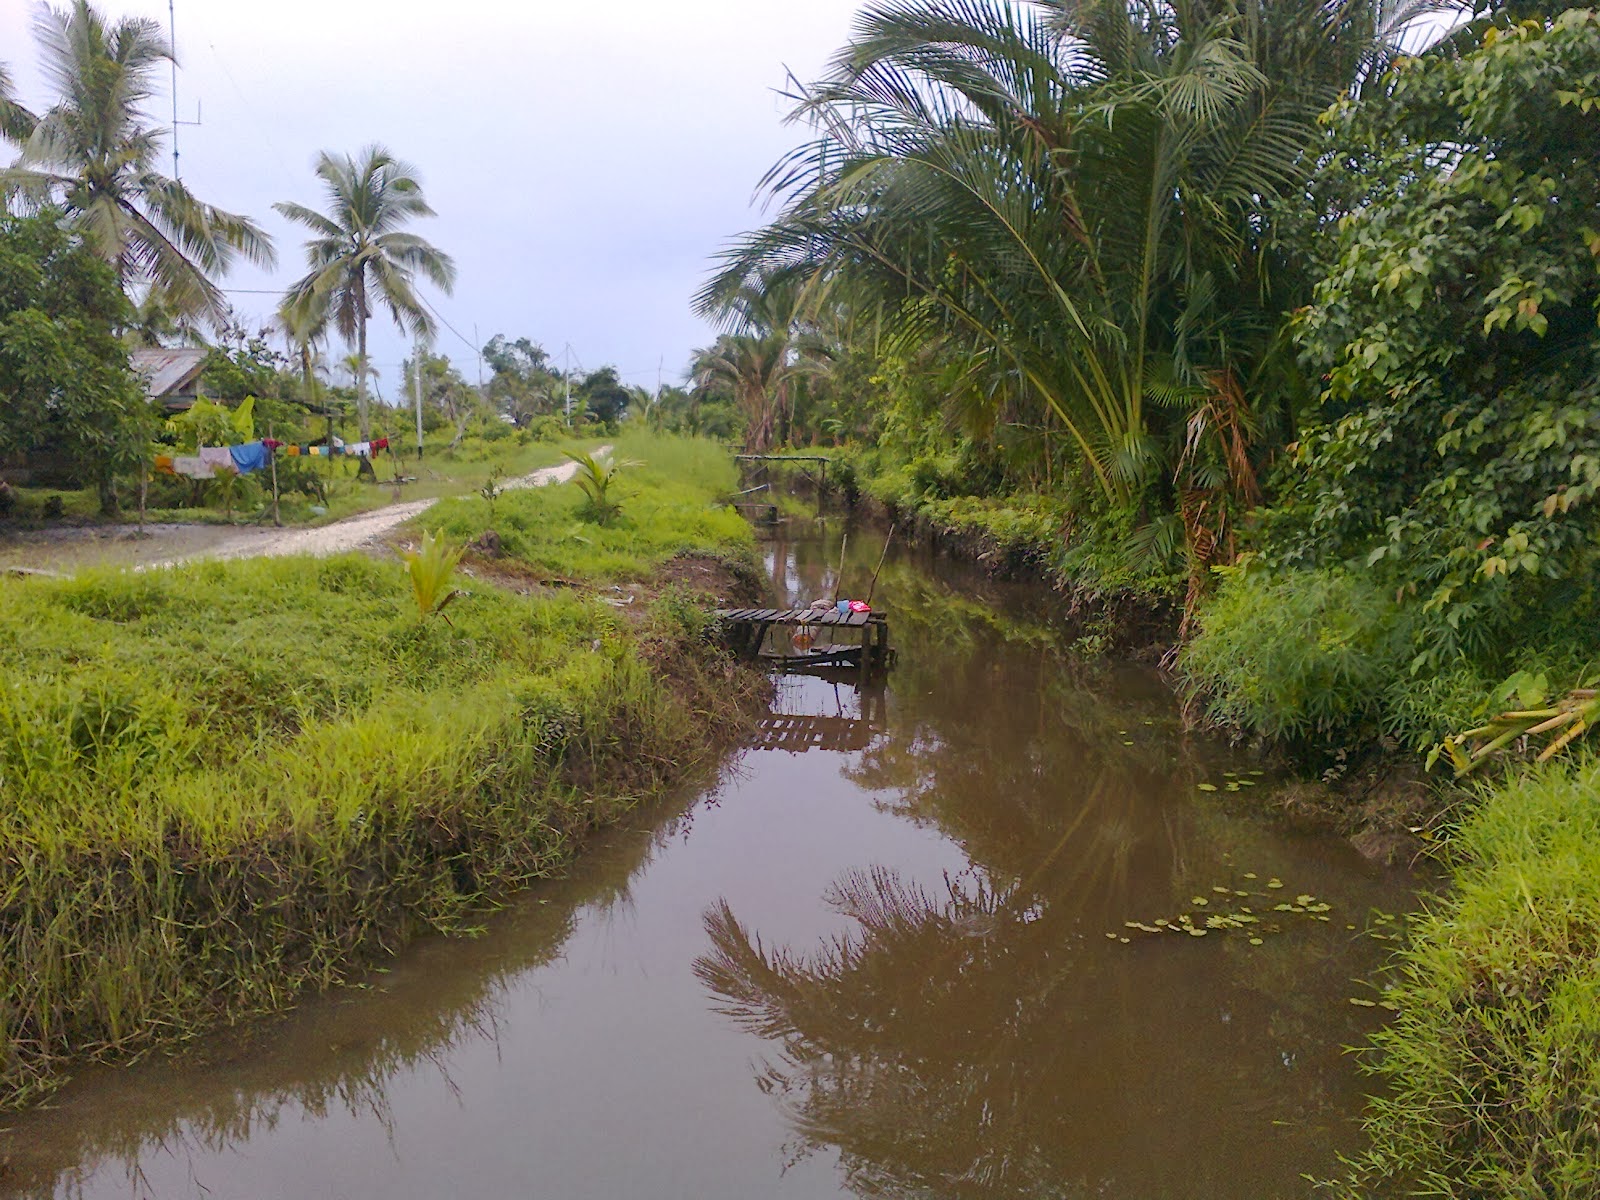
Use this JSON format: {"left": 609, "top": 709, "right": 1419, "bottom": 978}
{"left": 1266, "top": 13, "right": 1600, "bottom": 667}
{"left": 1182, "top": 568, "right": 1409, "bottom": 742}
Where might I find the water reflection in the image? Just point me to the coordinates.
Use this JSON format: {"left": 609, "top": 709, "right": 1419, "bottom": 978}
{"left": 692, "top": 528, "right": 1416, "bottom": 1199}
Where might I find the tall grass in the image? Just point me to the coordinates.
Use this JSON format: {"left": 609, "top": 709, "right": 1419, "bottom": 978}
{"left": 0, "top": 437, "right": 763, "bottom": 1110}
{"left": 423, "top": 432, "right": 751, "bottom": 581}
{"left": 1331, "top": 757, "right": 1600, "bottom": 1198}
{"left": 1181, "top": 568, "right": 1411, "bottom": 743}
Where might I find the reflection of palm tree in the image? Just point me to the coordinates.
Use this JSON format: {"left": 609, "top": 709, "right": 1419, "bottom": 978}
{"left": 276, "top": 146, "right": 455, "bottom": 440}
{"left": 695, "top": 853, "right": 1370, "bottom": 1199}
{"left": 1, "top": 2, "right": 275, "bottom": 323}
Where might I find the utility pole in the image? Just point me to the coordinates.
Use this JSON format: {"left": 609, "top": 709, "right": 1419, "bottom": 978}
{"left": 563, "top": 344, "right": 572, "bottom": 425}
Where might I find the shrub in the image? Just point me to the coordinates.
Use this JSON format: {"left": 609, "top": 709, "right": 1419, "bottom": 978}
{"left": 1182, "top": 567, "right": 1409, "bottom": 742}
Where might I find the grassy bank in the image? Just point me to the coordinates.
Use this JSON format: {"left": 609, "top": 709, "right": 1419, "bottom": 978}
{"left": 421, "top": 432, "right": 752, "bottom": 583}
{"left": 1330, "top": 757, "right": 1600, "bottom": 1198}
{"left": 827, "top": 444, "right": 1180, "bottom": 645}
{"left": 0, "top": 434, "right": 762, "bottom": 1111}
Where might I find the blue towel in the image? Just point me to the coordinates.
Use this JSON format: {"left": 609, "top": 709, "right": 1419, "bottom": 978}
{"left": 228, "top": 441, "right": 271, "bottom": 474}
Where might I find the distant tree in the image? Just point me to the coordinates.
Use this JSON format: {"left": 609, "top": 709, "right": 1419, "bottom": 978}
{"left": 0, "top": 211, "right": 149, "bottom": 512}
{"left": 482, "top": 333, "right": 560, "bottom": 424}
{"left": 0, "top": 1, "right": 274, "bottom": 324}
{"left": 276, "top": 146, "right": 456, "bottom": 441}
{"left": 577, "top": 366, "right": 632, "bottom": 426}
{"left": 202, "top": 320, "right": 289, "bottom": 401}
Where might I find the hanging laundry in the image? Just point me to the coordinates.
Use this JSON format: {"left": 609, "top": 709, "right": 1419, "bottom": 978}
{"left": 261, "top": 439, "right": 283, "bottom": 451}
{"left": 153, "top": 454, "right": 175, "bottom": 475}
{"left": 172, "top": 455, "right": 212, "bottom": 479}
{"left": 372, "top": 437, "right": 389, "bottom": 452}
{"left": 350, "top": 441, "right": 370, "bottom": 457}
{"left": 228, "top": 442, "right": 270, "bottom": 474}
{"left": 198, "top": 446, "right": 237, "bottom": 475}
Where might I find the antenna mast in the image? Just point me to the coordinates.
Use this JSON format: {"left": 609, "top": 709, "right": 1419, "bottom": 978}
{"left": 168, "top": 0, "right": 180, "bottom": 178}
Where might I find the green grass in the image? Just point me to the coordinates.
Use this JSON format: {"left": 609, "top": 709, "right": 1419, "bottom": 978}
{"left": 420, "top": 432, "right": 752, "bottom": 582}
{"left": 0, "top": 433, "right": 761, "bottom": 1111}
{"left": 1331, "top": 757, "right": 1600, "bottom": 1198}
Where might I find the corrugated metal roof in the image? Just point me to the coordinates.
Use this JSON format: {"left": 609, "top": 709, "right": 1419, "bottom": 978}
{"left": 130, "top": 347, "right": 208, "bottom": 399}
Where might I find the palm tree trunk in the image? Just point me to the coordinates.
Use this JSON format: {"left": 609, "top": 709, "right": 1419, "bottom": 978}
{"left": 357, "top": 314, "right": 371, "bottom": 442}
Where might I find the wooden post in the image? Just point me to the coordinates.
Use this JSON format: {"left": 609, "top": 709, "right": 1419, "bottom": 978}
{"left": 267, "top": 423, "right": 281, "bottom": 527}
{"left": 832, "top": 530, "right": 849, "bottom": 602}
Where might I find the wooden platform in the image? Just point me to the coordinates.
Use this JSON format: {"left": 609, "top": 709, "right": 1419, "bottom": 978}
{"left": 716, "top": 606, "right": 875, "bottom": 628}
{"left": 716, "top": 606, "right": 892, "bottom": 674}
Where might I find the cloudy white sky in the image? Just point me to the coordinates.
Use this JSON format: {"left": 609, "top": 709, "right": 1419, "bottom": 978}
{"left": 1, "top": 0, "right": 866, "bottom": 393}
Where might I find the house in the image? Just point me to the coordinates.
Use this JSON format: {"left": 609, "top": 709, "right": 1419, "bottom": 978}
{"left": 130, "top": 347, "right": 209, "bottom": 412}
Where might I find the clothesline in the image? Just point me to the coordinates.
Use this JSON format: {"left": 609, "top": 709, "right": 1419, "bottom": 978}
{"left": 154, "top": 437, "right": 397, "bottom": 480}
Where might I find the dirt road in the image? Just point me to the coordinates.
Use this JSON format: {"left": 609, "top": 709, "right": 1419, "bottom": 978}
{"left": 147, "top": 449, "right": 608, "bottom": 568}
{"left": 0, "top": 450, "right": 609, "bottom": 576}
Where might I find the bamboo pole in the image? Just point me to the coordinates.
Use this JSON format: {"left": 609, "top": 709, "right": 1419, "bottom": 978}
{"left": 864, "top": 523, "right": 896, "bottom": 607}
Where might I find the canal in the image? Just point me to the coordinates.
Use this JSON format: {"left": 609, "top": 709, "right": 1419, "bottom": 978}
{"left": 0, "top": 524, "right": 1419, "bottom": 1199}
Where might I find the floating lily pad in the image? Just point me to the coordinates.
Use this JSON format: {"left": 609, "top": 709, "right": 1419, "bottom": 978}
{"left": 1248, "top": 937, "right": 1264, "bottom": 946}
{"left": 1197, "top": 783, "right": 1218, "bottom": 792}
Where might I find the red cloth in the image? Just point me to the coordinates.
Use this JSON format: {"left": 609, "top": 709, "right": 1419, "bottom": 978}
{"left": 372, "top": 437, "right": 389, "bottom": 452}
{"left": 262, "top": 439, "right": 282, "bottom": 450}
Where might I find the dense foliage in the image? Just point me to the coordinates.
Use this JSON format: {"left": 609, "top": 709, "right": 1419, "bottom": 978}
{"left": 1265, "top": 10, "right": 1600, "bottom": 667}
{"left": 0, "top": 212, "right": 146, "bottom": 508}
{"left": 1189, "top": 12, "right": 1600, "bottom": 748}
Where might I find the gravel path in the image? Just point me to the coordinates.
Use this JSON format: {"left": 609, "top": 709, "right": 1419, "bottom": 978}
{"left": 145, "top": 448, "right": 608, "bottom": 569}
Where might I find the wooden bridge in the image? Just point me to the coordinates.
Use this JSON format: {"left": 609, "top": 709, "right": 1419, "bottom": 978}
{"left": 716, "top": 606, "right": 892, "bottom": 674}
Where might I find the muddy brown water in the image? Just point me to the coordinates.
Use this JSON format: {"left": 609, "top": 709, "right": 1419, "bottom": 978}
{"left": 0, "top": 525, "right": 1421, "bottom": 1200}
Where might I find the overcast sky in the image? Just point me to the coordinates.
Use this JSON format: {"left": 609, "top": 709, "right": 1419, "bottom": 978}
{"left": 0, "top": 0, "right": 866, "bottom": 394}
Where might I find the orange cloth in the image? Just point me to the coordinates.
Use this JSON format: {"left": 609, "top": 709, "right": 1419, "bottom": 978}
{"left": 153, "top": 455, "right": 175, "bottom": 475}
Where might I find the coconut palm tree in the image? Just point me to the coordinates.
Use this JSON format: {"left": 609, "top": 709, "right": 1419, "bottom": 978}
{"left": 691, "top": 273, "right": 823, "bottom": 451}
{"left": 275, "top": 146, "right": 456, "bottom": 441}
{"left": 0, "top": 1, "right": 275, "bottom": 323}
{"left": 700, "top": 0, "right": 1464, "bottom": 581}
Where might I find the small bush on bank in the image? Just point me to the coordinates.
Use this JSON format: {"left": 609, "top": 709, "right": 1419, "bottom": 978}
{"left": 1330, "top": 758, "right": 1600, "bottom": 1199}
{"left": 1182, "top": 568, "right": 1410, "bottom": 743}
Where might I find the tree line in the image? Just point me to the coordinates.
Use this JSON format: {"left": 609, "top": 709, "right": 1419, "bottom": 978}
{"left": 0, "top": 1, "right": 646, "bottom": 514}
